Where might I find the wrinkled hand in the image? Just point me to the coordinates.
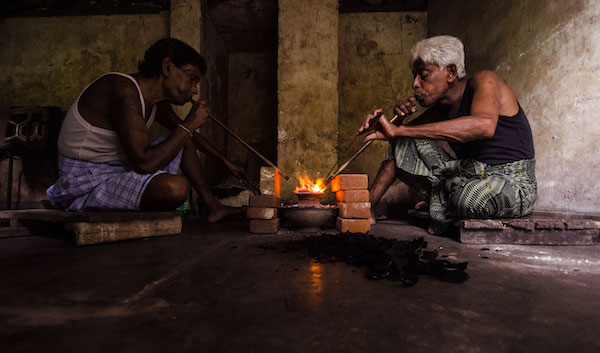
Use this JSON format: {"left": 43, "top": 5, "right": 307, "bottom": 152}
{"left": 184, "top": 100, "right": 211, "bottom": 130}
{"left": 358, "top": 108, "right": 384, "bottom": 135}
{"left": 393, "top": 96, "right": 418, "bottom": 117}
{"left": 363, "top": 113, "right": 398, "bottom": 142}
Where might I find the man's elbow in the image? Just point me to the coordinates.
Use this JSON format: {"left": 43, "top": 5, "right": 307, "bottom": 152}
{"left": 480, "top": 126, "right": 496, "bottom": 139}
{"left": 476, "top": 120, "right": 497, "bottom": 139}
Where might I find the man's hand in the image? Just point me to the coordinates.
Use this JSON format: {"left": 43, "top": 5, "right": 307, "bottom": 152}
{"left": 393, "top": 96, "right": 418, "bottom": 117}
{"left": 184, "top": 100, "right": 211, "bottom": 130}
{"left": 364, "top": 113, "right": 399, "bottom": 142}
{"left": 357, "top": 98, "right": 418, "bottom": 135}
{"left": 358, "top": 108, "right": 385, "bottom": 135}
{"left": 224, "top": 160, "right": 246, "bottom": 181}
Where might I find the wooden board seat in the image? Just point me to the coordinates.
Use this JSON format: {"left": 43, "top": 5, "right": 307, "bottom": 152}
{"left": 0, "top": 209, "right": 182, "bottom": 246}
{"left": 455, "top": 211, "right": 600, "bottom": 245}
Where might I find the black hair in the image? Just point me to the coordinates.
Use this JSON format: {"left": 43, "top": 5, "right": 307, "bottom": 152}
{"left": 138, "top": 38, "right": 207, "bottom": 77}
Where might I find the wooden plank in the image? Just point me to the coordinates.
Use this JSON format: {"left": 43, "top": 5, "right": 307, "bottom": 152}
{"left": 0, "top": 218, "right": 68, "bottom": 239}
{"left": 456, "top": 219, "right": 504, "bottom": 230}
{"left": 70, "top": 216, "right": 182, "bottom": 246}
{"left": 535, "top": 220, "right": 566, "bottom": 230}
{"left": 0, "top": 227, "right": 38, "bottom": 238}
{"left": 505, "top": 219, "right": 535, "bottom": 231}
{"left": 0, "top": 209, "right": 182, "bottom": 223}
{"left": 528, "top": 210, "right": 600, "bottom": 220}
{"left": 565, "top": 219, "right": 600, "bottom": 230}
{"left": 460, "top": 228, "right": 598, "bottom": 245}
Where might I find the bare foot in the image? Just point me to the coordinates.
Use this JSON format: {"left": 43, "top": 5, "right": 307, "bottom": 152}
{"left": 414, "top": 200, "right": 429, "bottom": 210}
{"left": 207, "top": 205, "right": 245, "bottom": 223}
{"left": 369, "top": 211, "right": 376, "bottom": 225}
{"left": 408, "top": 200, "right": 430, "bottom": 219}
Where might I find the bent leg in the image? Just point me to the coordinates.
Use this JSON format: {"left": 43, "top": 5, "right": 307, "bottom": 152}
{"left": 369, "top": 160, "right": 397, "bottom": 224}
{"left": 447, "top": 176, "right": 522, "bottom": 219}
{"left": 179, "top": 140, "right": 243, "bottom": 222}
{"left": 140, "top": 173, "right": 189, "bottom": 211}
{"left": 382, "top": 138, "right": 451, "bottom": 218}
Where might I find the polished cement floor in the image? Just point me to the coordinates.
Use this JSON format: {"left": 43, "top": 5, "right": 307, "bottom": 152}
{"left": 1, "top": 216, "right": 599, "bottom": 353}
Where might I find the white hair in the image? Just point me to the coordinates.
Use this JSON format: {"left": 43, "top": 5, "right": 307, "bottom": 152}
{"left": 410, "top": 35, "right": 466, "bottom": 79}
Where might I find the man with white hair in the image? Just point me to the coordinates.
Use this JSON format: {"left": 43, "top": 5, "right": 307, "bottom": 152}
{"left": 360, "top": 35, "right": 537, "bottom": 235}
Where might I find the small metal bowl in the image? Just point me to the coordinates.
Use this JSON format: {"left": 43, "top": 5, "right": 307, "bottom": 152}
{"left": 293, "top": 191, "right": 325, "bottom": 208}
{"left": 281, "top": 206, "right": 338, "bottom": 232}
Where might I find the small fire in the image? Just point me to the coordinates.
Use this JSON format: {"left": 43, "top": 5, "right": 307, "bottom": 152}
{"left": 294, "top": 174, "right": 327, "bottom": 194}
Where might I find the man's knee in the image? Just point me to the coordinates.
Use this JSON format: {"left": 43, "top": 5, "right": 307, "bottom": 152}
{"left": 447, "top": 178, "right": 516, "bottom": 219}
{"left": 143, "top": 174, "right": 189, "bottom": 209}
{"left": 163, "top": 176, "right": 189, "bottom": 204}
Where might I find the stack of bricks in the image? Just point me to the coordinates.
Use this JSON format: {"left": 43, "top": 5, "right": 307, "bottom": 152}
{"left": 247, "top": 167, "right": 282, "bottom": 234}
{"left": 331, "top": 174, "right": 371, "bottom": 234}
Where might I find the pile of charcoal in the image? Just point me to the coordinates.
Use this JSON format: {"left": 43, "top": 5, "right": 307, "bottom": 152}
{"left": 300, "top": 233, "right": 468, "bottom": 286}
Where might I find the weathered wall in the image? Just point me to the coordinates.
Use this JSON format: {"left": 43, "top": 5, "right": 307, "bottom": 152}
{"left": 0, "top": 13, "right": 169, "bottom": 208}
{"left": 338, "top": 12, "right": 427, "bottom": 205}
{"left": 278, "top": 0, "right": 339, "bottom": 202}
{"left": 0, "top": 14, "right": 169, "bottom": 110}
{"left": 227, "top": 53, "right": 277, "bottom": 185}
{"left": 429, "top": 0, "right": 600, "bottom": 214}
{"left": 198, "top": 9, "right": 230, "bottom": 187}
{"left": 169, "top": 0, "right": 229, "bottom": 187}
{"left": 168, "top": 0, "right": 203, "bottom": 131}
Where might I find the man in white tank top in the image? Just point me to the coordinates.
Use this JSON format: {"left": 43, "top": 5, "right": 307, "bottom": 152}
{"left": 46, "top": 38, "right": 244, "bottom": 222}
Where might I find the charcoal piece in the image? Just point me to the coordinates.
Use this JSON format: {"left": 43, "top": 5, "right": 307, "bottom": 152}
{"left": 414, "top": 255, "right": 469, "bottom": 283}
{"left": 364, "top": 260, "right": 394, "bottom": 280}
{"left": 387, "top": 271, "right": 418, "bottom": 286}
{"left": 298, "top": 233, "right": 468, "bottom": 286}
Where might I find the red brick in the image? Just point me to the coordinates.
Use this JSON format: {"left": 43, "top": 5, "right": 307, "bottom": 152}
{"left": 249, "top": 195, "right": 282, "bottom": 208}
{"left": 330, "top": 174, "right": 368, "bottom": 192}
{"left": 336, "top": 190, "right": 369, "bottom": 203}
{"left": 249, "top": 218, "right": 281, "bottom": 234}
{"left": 259, "top": 167, "right": 281, "bottom": 197}
{"left": 338, "top": 202, "right": 371, "bottom": 219}
{"left": 246, "top": 207, "right": 278, "bottom": 220}
{"left": 336, "top": 217, "right": 371, "bottom": 234}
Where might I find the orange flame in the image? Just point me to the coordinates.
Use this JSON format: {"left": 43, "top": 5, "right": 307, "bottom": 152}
{"left": 294, "top": 174, "right": 327, "bottom": 193}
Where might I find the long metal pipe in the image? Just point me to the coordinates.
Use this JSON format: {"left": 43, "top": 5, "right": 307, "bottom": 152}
{"left": 324, "top": 114, "right": 400, "bottom": 186}
{"left": 207, "top": 114, "right": 290, "bottom": 180}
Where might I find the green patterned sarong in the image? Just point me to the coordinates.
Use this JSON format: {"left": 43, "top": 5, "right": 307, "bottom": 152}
{"left": 385, "top": 138, "right": 537, "bottom": 235}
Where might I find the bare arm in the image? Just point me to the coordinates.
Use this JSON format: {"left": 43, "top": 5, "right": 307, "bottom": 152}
{"left": 155, "top": 102, "right": 246, "bottom": 179}
{"left": 367, "top": 71, "right": 504, "bottom": 143}
{"left": 109, "top": 78, "right": 208, "bottom": 174}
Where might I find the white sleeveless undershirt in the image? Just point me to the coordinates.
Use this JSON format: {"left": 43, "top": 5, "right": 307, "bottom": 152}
{"left": 57, "top": 72, "right": 156, "bottom": 163}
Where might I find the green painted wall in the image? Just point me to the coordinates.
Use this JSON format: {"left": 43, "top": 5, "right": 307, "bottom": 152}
{"left": 338, "top": 12, "right": 427, "bottom": 206}
{"left": 278, "top": 0, "right": 339, "bottom": 203}
{"left": 429, "top": 0, "right": 600, "bottom": 214}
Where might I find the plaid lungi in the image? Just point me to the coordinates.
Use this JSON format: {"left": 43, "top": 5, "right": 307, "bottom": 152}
{"left": 385, "top": 138, "right": 537, "bottom": 235}
{"left": 46, "top": 137, "right": 183, "bottom": 211}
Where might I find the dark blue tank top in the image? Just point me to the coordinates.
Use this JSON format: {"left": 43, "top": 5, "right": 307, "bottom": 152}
{"left": 448, "top": 79, "right": 535, "bottom": 165}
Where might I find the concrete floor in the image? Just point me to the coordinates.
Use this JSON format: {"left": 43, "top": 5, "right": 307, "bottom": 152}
{"left": 1, "top": 217, "right": 599, "bottom": 353}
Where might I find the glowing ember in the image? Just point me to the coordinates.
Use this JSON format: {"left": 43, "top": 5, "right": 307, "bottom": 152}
{"left": 294, "top": 174, "right": 327, "bottom": 194}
